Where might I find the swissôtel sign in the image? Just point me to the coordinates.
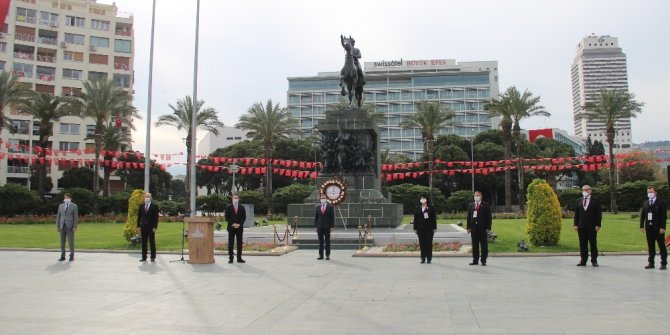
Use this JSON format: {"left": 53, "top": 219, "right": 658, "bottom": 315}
{"left": 366, "top": 59, "right": 455, "bottom": 69}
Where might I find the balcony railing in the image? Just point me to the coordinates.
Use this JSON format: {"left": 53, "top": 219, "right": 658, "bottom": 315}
{"left": 37, "top": 36, "right": 57, "bottom": 45}
{"left": 40, "top": 19, "right": 59, "bottom": 28}
{"left": 15, "top": 33, "right": 35, "bottom": 42}
{"left": 14, "top": 52, "right": 34, "bottom": 60}
{"left": 114, "top": 63, "right": 129, "bottom": 70}
{"left": 7, "top": 166, "right": 29, "bottom": 174}
{"left": 115, "top": 29, "right": 132, "bottom": 36}
{"left": 37, "top": 73, "right": 55, "bottom": 81}
{"left": 36, "top": 54, "right": 56, "bottom": 63}
{"left": 12, "top": 70, "right": 33, "bottom": 78}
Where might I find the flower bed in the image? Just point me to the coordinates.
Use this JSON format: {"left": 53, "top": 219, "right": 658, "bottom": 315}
{"left": 214, "top": 242, "right": 276, "bottom": 252}
{"left": 383, "top": 241, "right": 463, "bottom": 252}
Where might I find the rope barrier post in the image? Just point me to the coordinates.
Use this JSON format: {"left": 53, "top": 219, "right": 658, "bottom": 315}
{"left": 293, "top": 216, "right": 299, "bottom": 240}
{"left": 285, "top": 224, "right": 290, "bottom": 246}
{"left": 358, "top": 225, "right": 363, "bottom": 249}
{"left": 367, "top": 215, "right": 373, "bottom": 240}
{"left": 272, "top": 224, "right": 277, "bottom": 247}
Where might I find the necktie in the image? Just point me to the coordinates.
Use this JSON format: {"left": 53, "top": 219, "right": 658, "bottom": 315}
{"left": 321, "top": 205, "right": 325, "bottom": 214}
{"left": 65, "top": 204, "right": 69, "bottom": 212}
{"left": 146, "top": 203, "right": 149, "bottom": 212}
{"left": 584, "top": 197, "right": 588, "bottom": 208}
{"left": 234, "top": 205, "right": 238, "bottom": 214}
{"left": 475, "top": 202, "right": 480, "bottom": 211}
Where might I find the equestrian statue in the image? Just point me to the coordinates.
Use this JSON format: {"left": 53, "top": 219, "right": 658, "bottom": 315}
{"left": 339, "top": 35, "right": 365, "bottom": 108}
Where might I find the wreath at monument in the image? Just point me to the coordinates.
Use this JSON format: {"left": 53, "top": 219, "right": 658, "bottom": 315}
{"left": 320, "top": 178, "right": 347, "bottom": 206}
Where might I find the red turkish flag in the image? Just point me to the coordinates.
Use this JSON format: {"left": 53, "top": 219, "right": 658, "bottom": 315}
{"left": 0, "top": 0, "right": 10, "bottom": 29}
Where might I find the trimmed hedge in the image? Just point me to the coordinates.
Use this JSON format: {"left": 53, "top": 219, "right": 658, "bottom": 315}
{"left": 559, "top": 180, "right": 669, "bottom": 212}
{"left": 526, "top": 179, "right": 562, "bottom": 246}
{"left": 388, "top": 184, "right": 447, "bottom": 214}
{"left": 123, "top": 189, "right": 144, "bottom": 241}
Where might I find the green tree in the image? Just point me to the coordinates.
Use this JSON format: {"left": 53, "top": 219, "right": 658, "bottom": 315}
{"left": 0, "top": 183, "right": 40, "bottom": 216}
{"left": 485, "top": 93, "right": 514, "bottom": 211}
{"left": 96, "top": 124, "right": 130, "bottom": 196}
{"left": 600, "top": 151, "right": 660, "bottom": 184}
{"left": 533, "top": 138, "right": 576, "bottom": 191}
{"left": 23, "top": 93, "right": 71, "bottom": 198}
{"left": 271, "top": 183, "right": 314, "bottom": 214}
{"left": 582, "top": 89, "right": 644, "bottom": 213}
{"left": 115, "top": 154, "right": 172, "bottom": 200}
{"left": 508, "top": 87, "right": 550, "bottom": 212}
{"left": 155, "top": 96, "right": 222, "bottom": 208}
{"left": 400, "top": 102, "right": 454, "bottom": 198}
{"left": 70, "top": 79, "right": 138, "bottom": 213}
{"left": 387, "top": 183, "right": 447, "bottom": 214}
{"left": 236, "top": 99, "right": 295, "bottom": 210}
{"left": 58, "top": 167, "right": 102, "bottom": 190}
{"left": 526, "top": 178, "right": 562, "bottom": 246}
{"left": 0, "top": 71, "right": 31, "bottom": 136}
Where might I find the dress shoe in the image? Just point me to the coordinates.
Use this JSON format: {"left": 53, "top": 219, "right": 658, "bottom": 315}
{"left": 317, "top": 257, "right": 324, "bottom": 260}
{"left": 469, "top": 262, "right": 478, "bottom": 266}
{"left": 660, "top": 265, "right": 667, "bottom": 270}
{"left": 420, "top": 260, "right": 425, "bottom": 264}
{"left": 150, "top": 258, "right": 155, "bottom": 262}
{"left": 69, "top": 257, "right": 74, "bottom": 262}
{"left": 326, "top": 257, "right": 330, "bottom": 260}
{"left": 237, "top": 259, "right": 246, "bottom": 263}
{"left": 481, "top": 262, "right": 487, "bottom": 266}
{"left": 228, "top": 259, "right": 233, "bottom": 264}
{"left": 576, "top": 263, "right": 586, "bottom": 266}
{"left": 427, "top": 260, "right": 431, "bottom": 264}
{"left": 139, "top": 258, "right": 147, "bottom": 262}
{"left": 645, "top": 265, "right": 655, "bottom": 269}
{"left": 58, "top": 256, "right": 66, "bottom": 261}
{"left": 591, "top": 262, "right": 599, "bottom": 267}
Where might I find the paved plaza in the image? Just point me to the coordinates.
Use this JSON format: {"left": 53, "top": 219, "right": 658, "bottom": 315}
{"left": 1, "top": 250, "right": 668, "bottom": 335}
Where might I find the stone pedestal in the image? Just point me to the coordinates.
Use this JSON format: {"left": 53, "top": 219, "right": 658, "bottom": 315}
{"left": 287, "top": 107, "right": 403, "bottom": 228}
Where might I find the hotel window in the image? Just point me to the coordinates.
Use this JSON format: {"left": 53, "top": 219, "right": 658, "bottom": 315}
{"left": 63, "top": 51, "right": 84, "bottom": 62}
{"left": 91, "top": 19, "right": 110, "bottom": 31}
{"left": 16, "top": 8, "right": 37, "bottom": 24}
{"left": 90, "top": 36, "right": 109, "bottom": 48}
{"left": 59, "top": 141, "right": 79, "bottom": 151}
{"left": 59, "top": 123, "right": 80, "bottom": 135}
{"left": 11, "top": 120, "right": 30, "bottom": 135}
{"left": 64, "top": 33, "right": 84, "bottom": 44}
{"left": 113, "top": 74, "right": 131, "bottom": 88}
{"left": 114, "top": 39, "right": 131, "bottom": 53}
{"left": 65, "top": 16, "right": 84, "bottom": 27}
{"left": 0, "top": 42, "right": 6, "bottom": 53}
{"left": 13, "top": 62, "right": 34, "bottom": 78}
{"left": 88, "top": 71, "right": 107, "bottom": 81}
{"left": 39, "top": 12, "right": 59, "bottom": 26}
{"left": 86, "top": 125, "right": 95, "bottom": 136}
{"left": 62, "top": 68, "right": 82, "bottom": 80}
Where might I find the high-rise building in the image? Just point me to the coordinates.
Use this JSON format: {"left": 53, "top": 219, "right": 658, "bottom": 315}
{"left": 287, "top": 58, "right": 499, "bottom": 160}
{"left": 197, "top": 126, "right": 248, "bottom": 157}
{"left": 571, "top": 34, "right": 631, "bottom": 150}
{"left": 0, "top": 0, "right": 134, "bottom": 193}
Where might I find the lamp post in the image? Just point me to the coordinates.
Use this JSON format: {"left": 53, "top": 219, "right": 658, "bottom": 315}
{"left": 229, "top": 164, "right": 239, "bottom": 194}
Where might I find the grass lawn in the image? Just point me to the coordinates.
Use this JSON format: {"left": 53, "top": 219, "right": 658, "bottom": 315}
{"left": 0, "top": 214, "right": 649, "bottom": 253}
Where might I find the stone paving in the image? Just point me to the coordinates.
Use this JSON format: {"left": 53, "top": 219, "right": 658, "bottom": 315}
{"left": 0, "top": 250, "right": 668, "bottom": 334}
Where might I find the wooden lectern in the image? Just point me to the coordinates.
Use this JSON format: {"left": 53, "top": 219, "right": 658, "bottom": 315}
{"left": 185, "top": 217, "right": 215, "bottom": 264}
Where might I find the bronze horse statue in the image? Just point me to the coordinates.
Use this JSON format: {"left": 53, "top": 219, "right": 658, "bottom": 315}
{"left": 340, "top": 36, "right": 364, "bottom": 108}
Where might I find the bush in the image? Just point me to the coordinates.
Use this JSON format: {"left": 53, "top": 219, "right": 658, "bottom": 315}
{"left": 617, "top": 180, "right": 668, "bottom": 212}
{"left": 239, "top": 190, "right": 267, "bottom": 214}
{"left": 98, "top": 191, "right": 131, "bottom": 215}
{"left": 558, "top": 188, "right": 581, "bottom": 212}
{"left": 157, "top": 200, "right": 187, "bottom": 216}
{"left": 61, "top": 188, "right": 94, "bottom": 215}
{"left": 387, "top": 184, "right": 447, "bottom": 214}
{"left": 123, "top": 189, "right": 144, "bottom": 242}
{"left": 271, "top": 183, "right": 314, "bottom": 214}
{"left": 0, "top": 183, "right": 40, "bottom": 216}
{"left": 526, "top": 179, "right": 562, "bottom": 246}
{"left": 196, "top": 194, "right": 231, "bottom": 213}
{"left": 445, "top": 190, "right": 473, "bottom": 213}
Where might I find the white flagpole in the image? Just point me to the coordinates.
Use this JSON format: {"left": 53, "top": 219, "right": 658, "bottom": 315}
{"left": 189, "top": 0, "right": 201, "bottom": 216}
{"left": 144, "top": 0, "right": 157, "bottom": 193}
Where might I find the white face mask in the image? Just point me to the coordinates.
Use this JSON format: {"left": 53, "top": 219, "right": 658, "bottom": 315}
{"left": 648, "top": 193, "right": 655, "bottom": 200}
{"left": 474, "top": 196, "right": 481, "bottom": 202}
{"left": 320, "top": 199, "right": 327, "bottom": 204}
{"left": 232, "top": 199, "right": 239, "bottom": 205}
{"left": 63, "top": 198, "right": 71, "bottom": 204}
{"left": 582, "top": 191, "right": 590, "bottom": 198}
{"left": 419, "top": 199, "right": 427, "bottom": 204}
{"left": 145, "top": 198, "right": 151, "bottom": 204}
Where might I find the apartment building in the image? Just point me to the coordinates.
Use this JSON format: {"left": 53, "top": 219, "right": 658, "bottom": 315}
{"left": 0, "top": 0, "right": 134, "bottom": 193}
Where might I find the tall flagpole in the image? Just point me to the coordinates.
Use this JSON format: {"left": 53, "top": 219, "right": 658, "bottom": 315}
{"left": 189, "top": 0, "right": 201, "bottom": 216}
{"left": 144, "top": 0, "right": 157, "bottom": 193}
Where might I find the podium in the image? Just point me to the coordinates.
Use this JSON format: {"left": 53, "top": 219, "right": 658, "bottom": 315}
{"left": 185, "top": 217, "right": 215, "bottom": 264}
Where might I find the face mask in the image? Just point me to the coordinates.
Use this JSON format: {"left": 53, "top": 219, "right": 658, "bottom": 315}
{"left": 648, "top": 193, "right": 655, "bottom": 200}
{"left": 232, "top": 199, "right": 239, "bottom": 205}
{"left": 63, "top": 198, "right": 71, "bottom": 204}
{"left": 582, "top": 191, "right": 589, "bottom": 197}
{"left": 320, "top": 199, "right": 327, "bottom": 204}
{"left": 474, "top": 196, "right": 481, "bottom": 202}
{"left": 145, "top": 198, "right": 151, "bottom": 204}
{"left": 420, "top": 199, "right": 427, "bottom": 204}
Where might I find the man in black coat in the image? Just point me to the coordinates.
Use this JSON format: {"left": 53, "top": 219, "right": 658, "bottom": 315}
{"left": 639, "top": 185, "right": 667, "bottom": 270}
{"left": 314, "top": 193, "right": 335, "bottom": 260}
{"left": 467, "top": 191, "right": 492, "bottom": 266}
{"left": 137, "top": 192, "right": 160, "bottom": 262}
{"left": 573, "top": 185, "right": 602, "bottom": 267}
{"left": 224, "top": 194, "right": 246, "bottom": 264}
{"left": 413, "top": 194, "right": 437, "bottom": 264}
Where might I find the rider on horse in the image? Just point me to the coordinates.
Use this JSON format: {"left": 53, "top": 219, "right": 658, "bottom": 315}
{"left": 340, "top": 35, "right": 365, "bottom": 94}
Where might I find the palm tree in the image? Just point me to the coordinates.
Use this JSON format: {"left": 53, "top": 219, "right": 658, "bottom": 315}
{"left": 236, "top": 99, "right": 295, "bottom": 208}
{"left": 23, "top": 93, "right": 71, "bottom": 198}
{"left": 96, "top": 124, "right": 131, "bottom": 196}
{"left": 71, "top": 79, "right": 138, "bottom": 213}
{"left": 155, "top": 96, "right": 223, "bottom": 207}
{"left": 400, "top": 102, "right": 454, "bottom": 197}
{"left": 508, "top": 87, "right": 550, "bottom": 212}
{"left": 582, "top": 89, "right": 643, "bottom": 213}
{"left": 485, "top": 93, "right": 513, "bottom": 211}
{"left": 0, "top": 71, "right": 32, "bottom": 136}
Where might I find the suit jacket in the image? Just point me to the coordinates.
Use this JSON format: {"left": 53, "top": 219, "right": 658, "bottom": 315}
{"left": 137, "top": 202, "right": 159, "bottom": 230}
{"left": 640, "top": 198, "right": 667, "bottom": 231}
{"left": 314, "top": 203, "right": 335, "bottom": 230}
{"left": 224, "top": 203, "right": 247, "bottom": 231}
{"left": 573, "top": 196, "right": 602, "bottom": 229}
{"left": 56, "top": 202, "right": 78, "bottom": 230}
{"left": 467, "top": 201, "right": 492, "bottom": 232}
{"left": 412, "top": 206, "right": 437, "bottom": 232}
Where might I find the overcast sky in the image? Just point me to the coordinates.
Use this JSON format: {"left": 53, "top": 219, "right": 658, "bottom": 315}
{"left": 100, "top": 0, "right": 670, "bottom": 175}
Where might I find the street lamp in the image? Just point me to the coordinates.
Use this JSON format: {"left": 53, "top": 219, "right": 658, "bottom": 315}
{"left": 229, "top": 164, "right": 239, "bottom": 194}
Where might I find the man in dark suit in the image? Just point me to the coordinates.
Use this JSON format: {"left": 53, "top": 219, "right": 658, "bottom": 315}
{"left": 56, "top": 193, "right": 78, "bottom": 262}
{"left": 639, "top": 186, "right": 667, "bottom": 270}
{"left": 224, "top": 194, "right": 246, "bottom": 264}
{"left": 137, "top": 192, "right": 159, "bottom": 262}
{"left": 467, "top": 191, "right": 492, "bottom": 266}
{"left": 574, "top": 185, "right": 602, "bottom": 267}
{"left": 314, "top": 193, "right": 335, "bottom": 260}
